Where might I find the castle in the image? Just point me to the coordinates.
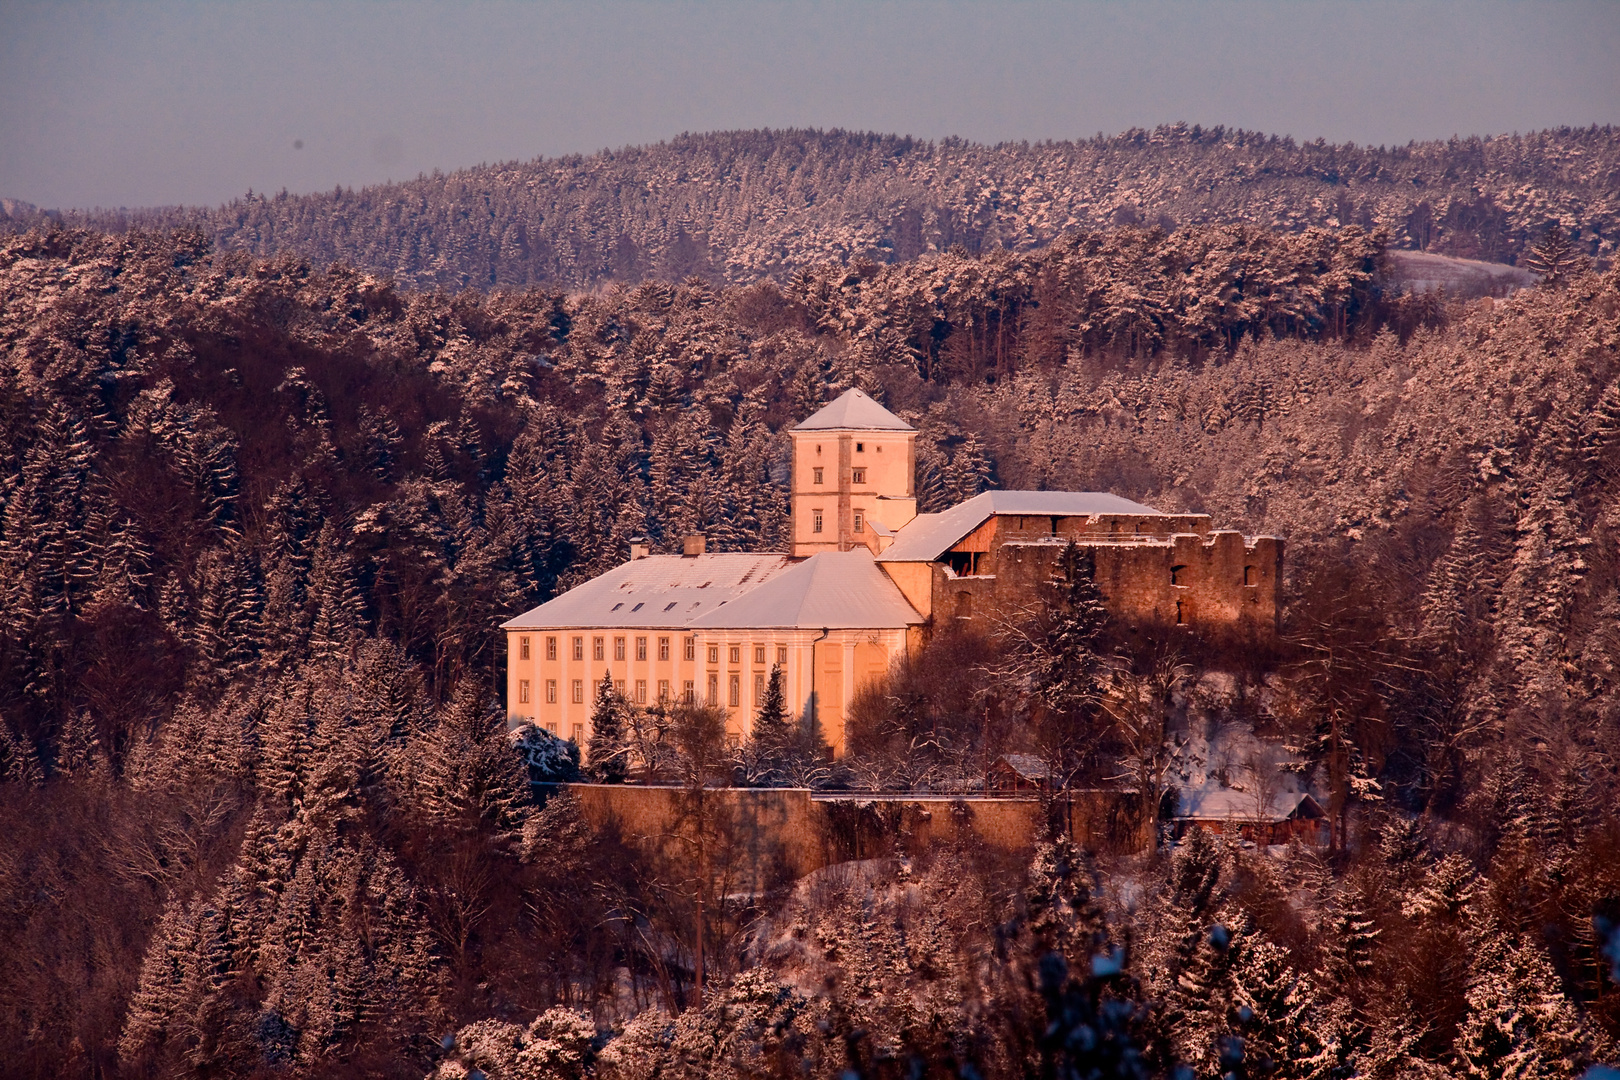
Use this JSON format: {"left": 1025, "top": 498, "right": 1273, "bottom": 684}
{"left": 502, "top": 389, "right": 1283, "bottom": 755}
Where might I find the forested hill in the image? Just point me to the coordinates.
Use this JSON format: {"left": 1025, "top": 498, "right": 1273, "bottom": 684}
{"left": 5, "top": 124, "right": 1618, "bottom": 290}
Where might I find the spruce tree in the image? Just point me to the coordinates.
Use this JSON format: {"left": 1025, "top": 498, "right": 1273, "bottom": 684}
{"left": 750, "top": 665, "right": 791, "bottom": 771}
{"left": 587, "top": 670, "right": 631, "bottom": 783}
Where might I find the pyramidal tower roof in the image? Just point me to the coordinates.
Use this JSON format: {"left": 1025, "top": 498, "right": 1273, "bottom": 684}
{"left": 792, "top": 387, "right": 914, "bottom": 432}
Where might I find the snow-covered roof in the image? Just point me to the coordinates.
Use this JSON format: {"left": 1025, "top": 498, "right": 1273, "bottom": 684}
{"left": 688, "top": 548, "right": 923, "bottom": 629}
{"left": 996, "top": 753, "right": 1053, "bottom": 781}
{"left": 792, "top": 388, "right": 914, "bottom": 432}
{"left": 1177, "top": 787, "right": 1322, "bottom": 822}
{"left": 501, "top": 553, "right": 792, "bottom": 630}
{"left": 876, "top": 490, "right": 1164, "bottom": 563}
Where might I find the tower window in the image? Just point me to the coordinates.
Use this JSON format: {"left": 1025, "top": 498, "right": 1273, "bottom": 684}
{"left": 813, "top": 467, "right": 824, "bottom": 484}
{"left": 851, "top": 468, "right": 865, "bottom": 484}
{"left": 855, "top": 442, "right": 864, "bottom": 452}
{"left": 853, "top": 511, "right": 864, "bottom": 533}
{"left": 813, "top": 510, "right": 824, "bottom": 533}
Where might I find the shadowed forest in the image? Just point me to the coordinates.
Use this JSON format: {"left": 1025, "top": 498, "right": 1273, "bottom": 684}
{"left": 1, "top": 207, "right": 1618, "bottom": 1078}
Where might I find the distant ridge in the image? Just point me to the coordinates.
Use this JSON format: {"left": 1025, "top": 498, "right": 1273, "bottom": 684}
{"left": 9, "top": 124, "right": 1617, "bottom": 290}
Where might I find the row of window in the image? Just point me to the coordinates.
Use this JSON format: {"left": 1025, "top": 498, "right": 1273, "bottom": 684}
{"left": 810, "top": 467, "right": 867, "bottom": 485}
{"left": 808, "top": 510, "right": 864, "bottom": 534}
{"left": 517, "top": 636, "right": 790, "bottom": 667}
{"left": 516, "top": 671, "right": 776, "bottom": 709}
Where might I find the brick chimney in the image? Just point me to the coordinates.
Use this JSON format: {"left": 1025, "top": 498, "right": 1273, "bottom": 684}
{"left": 629, "top": 537, "right": 650, "bottom": 560}
{"left": 682, "top": 534, "right": 706, "bottom": 556}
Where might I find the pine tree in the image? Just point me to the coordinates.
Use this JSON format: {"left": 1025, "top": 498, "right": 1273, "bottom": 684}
{"left": 749, "top": 665, "right": 791, "bottom": 775}
{"left": 588, "top": 670, "right": 632, "bottom": 783}
{"left": 0, "top": 717, "right": 44, "bottom": 786}
{"left": 1229, "top": 939, "right": 1322, "bottom": 1079}
{"left": 945, "top": 431, "right": 993, "bottom": 504}
{"left": 1318, "top": 884, "right": 1381, "bottom": 994}
{"left": 1522, "top": 223, "right": 1577, "bottom": 285}
{"left": 1456, "top": 935, "right": 1590, "bottom": 1079}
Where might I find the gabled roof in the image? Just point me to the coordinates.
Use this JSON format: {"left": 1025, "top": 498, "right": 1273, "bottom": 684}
{"left": 1177, "top": 787, "right": 1324, "bottom": 822}
{"left": 875, "top": 490, "right": 1164, "bottom": 563}
{"left": 501, "top": 553, "right": 792, "bottom": 630}
{"left": 688, "top": 548, "right": 923, "bottom": 629}
{"left": 793, "top": 388, "right": 914, "bottom": 432}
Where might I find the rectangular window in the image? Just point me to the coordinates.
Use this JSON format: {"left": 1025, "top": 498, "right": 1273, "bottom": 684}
{"left": 658, "top": 679, "right": 670, "bottom": 701}
{"left": 707, "top": 674, "right": 718, "bottom": 705}
{"left": 614, "top": 636, "right": 626, "bottom": 661}
{"left": 570, "top": 724, "right": 583, "bottom": 743}
{"left": 635, "top": 636, "right": 646, "bottom": 660}
{"left": 813, "top": 467, "right": 824, "bottom": 485}
{"left": 571, "top": 679, "right": 584, "bottom": 703}
{"left": 812, "top": 510, "right": 823, "bottom": 533}
{"left": 708, "top": 645, "right": 720, "bottom": 664}
{"left": 658, "top": 636, "right": 670, "bottom": 661}
{"left": 592, "top": 636, "right": 604, "bottom": 661}
{"left": 685, "top": 636, "right": 696, "bottom": 660}
{"left": 545, "top": 679, "right": 557, "bottom": 704}
{"left": 635, "top": 679, "right": 647, "bottom": 704}
{"left": 546, "top": 721, "right": 558, "bottom": 734}
{"left": 728, "top": 674, "right": 740, "bottom": 708}
{"left": 754, "top": 645, "right": 766, "bottom": 665}
{"left": 851, "top": 468, "right": 865, "bottom": 484}
{"left": 855, "top": 441, "right": 864, "bottom": 452}
{"left": 777, "top": 646, "right": 787, "bottom": 665}
{"left": 546, "top": 636, "right": 557, "bottom": 660}
{"left": 729, "top": 645, "right": 741, "bottom": 664}
{"left": 518, "top": 679, "right": 531, "bottom": 703}
{"left": 853, "top": 511, "right": 864, "bottom": 533}
{"left": 614, "top": 679, "right": 625, "bottom": 696}
{"left": 572, "top": 636, "right": 583, "bottom": 661}
{"left": 519, "top": 636, "right": 530, "bottom": 660}
{"left": 754, "top": 672, "right": 765, "bottom": 704}
{"left": 683, "top": 680, "right": 695, "bottom": 704}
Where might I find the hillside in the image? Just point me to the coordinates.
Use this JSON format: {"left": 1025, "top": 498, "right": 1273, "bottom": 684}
{"left": 5, "top": 124, "right": 1617, "bottom": 290}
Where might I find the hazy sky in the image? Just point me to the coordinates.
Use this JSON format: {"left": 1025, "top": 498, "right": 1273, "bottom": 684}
{"left": 3, "top": 1, "right": 1617, "bottom": 211}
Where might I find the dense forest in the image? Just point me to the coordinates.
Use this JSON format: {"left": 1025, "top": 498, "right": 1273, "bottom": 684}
{"left": 1, "top": 215, "right": 1618, "bottom": 1078}
{"left": 3, "top": 124, "right": 1618, "bottom": 290}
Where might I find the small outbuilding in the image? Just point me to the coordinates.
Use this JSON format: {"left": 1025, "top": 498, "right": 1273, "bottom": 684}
{"left": 1175, "top": 787, "right": 1327, "bottom": 846}
{"left": 989, "top": 753, "right": 1055, "bottom": 793}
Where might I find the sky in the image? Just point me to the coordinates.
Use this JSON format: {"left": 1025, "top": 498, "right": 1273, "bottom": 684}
{"left": 2, "top": 1, "right": 1617, "bottom": 211}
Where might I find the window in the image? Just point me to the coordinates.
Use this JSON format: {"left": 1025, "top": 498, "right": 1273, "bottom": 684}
{"left": 851, "top": 468, "right": 865, "bottom": 484}
{"left": 545, "top": 721, "right": 558, "bottom": 734}
{"left": 546, "top": 679, "right": 557, "bottom": 703}
{"left": 546, "top": 636, "right": 557, "bottom": 660}
{"left": 754, "top": 645, "right": 766, "bottom": 665}
{"left": 729, "top": 645, "right": 741, "bottom": 664}
{"left": 683, "top": 680, "right": 695, "bottom": 704}
{"left": 707, "top": 673, "right": 718, "bottom": 704}
{"left": 614, "top": 636, "right": 626, "bottom": 661}
{"left": 658, "top": 636, "right": 670, "bottom": 661}
{"left": 658, "top": 679, "right": 670, "bottom": 701}
{"left": 571, "top": 680, "right": 584, "bottom": 703}
{"left": 728, "top": 674, "right": 740, "bottom": 708}
{"left": 955, "top": 591, "right": 972, "bottom": 618}
{"left": 519, "top": 636, "right": 530, "bottom": 660}
{"left": 614, "top": 679, "right": 625, "bottom": 696}
{"left": 1243, "top": 565, "right": 1255, "bottom": 586}
{"left": 518, "top": 679, "right": 531, "bottom": 703}
{"left": 708, "top": 645, "right": 720, "bottom": 664}
{"left": 813, "top": 510, "right": 824, "bottom": 533}
{"left": 592, "top": 636, "right": 604, "bottom": 661}
{"left": 777, "top": 646, "right": 787, "bottom": 665}
{"left": 572, "top": 636, "right": 583, "bottom": 661}
{"left": 754, "top": 672, "right": 765, "bottom": 703}
{"left": 1175, "top": 600, "right": 1185, "bottom": 625}
{"left": 855, "top": 442, "right": 864, "bottom": 452}
{"left": 853, "top": 511, "right": 864, "bottom": 533}
{"left": 570, "top": 724, "right": 583, "bottom": 744}
{"left": 685, "top": 636, "right": 696, "bottom": 660}
{"left": 636, "top": 636, "right": 647, "bottom": 660}
{"left": 635, "top": 680, "right": 647, "bottom": 703}
{"left": 813, "top": 467, "right": 824, "bottom": 485}
{"left": 1170, "top": 565, "right": 1187, "bottom": 586}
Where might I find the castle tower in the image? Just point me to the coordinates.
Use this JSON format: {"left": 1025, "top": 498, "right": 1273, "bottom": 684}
{"left": 790, "top": 388, "right": 917, "bottom": 557}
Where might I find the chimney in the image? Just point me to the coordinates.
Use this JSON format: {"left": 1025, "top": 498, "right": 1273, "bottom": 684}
{"left": 682, "top": 534, "right": 706, "bottom": 557}
{"left": 629, "top": 537, "right": 650, "bottom": 560}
